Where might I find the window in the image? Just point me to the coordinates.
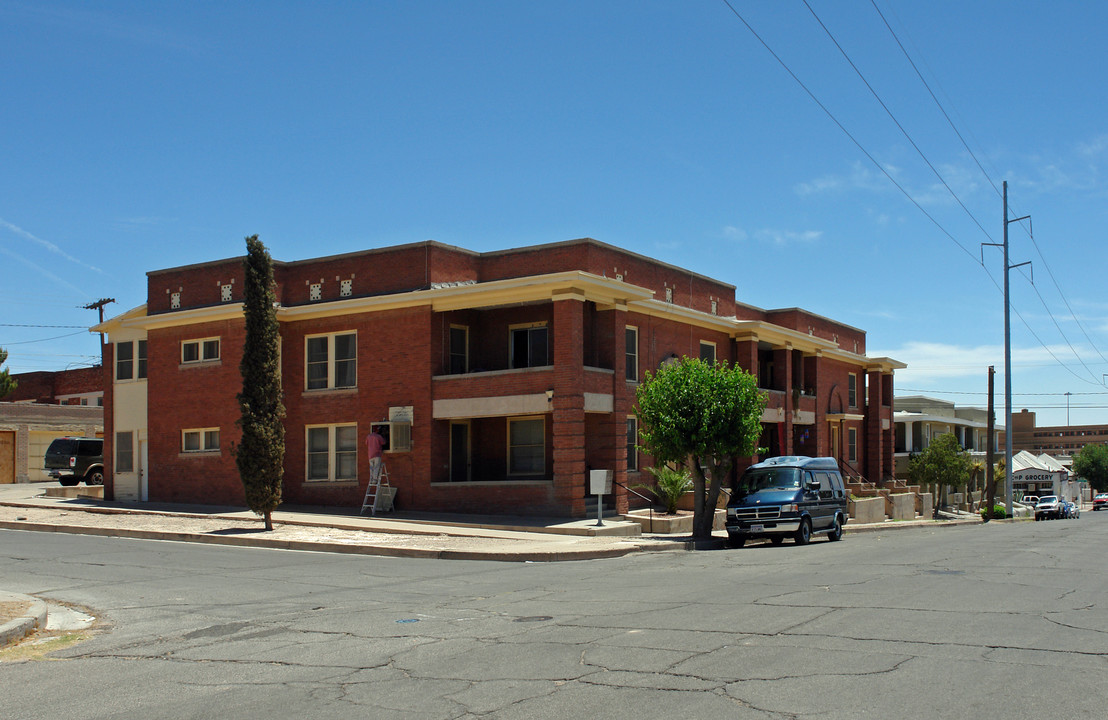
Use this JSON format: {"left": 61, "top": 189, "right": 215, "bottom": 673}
{"left": 115, "top": 340, "right": 146, "bottom": 381}
{"left": 306, "top": 424, "right": 358, "bottom": 482}
{"left": 626, "top": 416, "right": 638, "bottom": 471}
{"left": 449, "top": 325, "right": 468, "bottom": 374}
{"left": 508, "top": 417, "right": 545, "bottom": 475}
{"left": 182, "top": 337, "right": 220, "bottom": 364}
{"left": 848, "top": 373, "right": 858, "bottom": 407}
{"left": 116, "top": 341, "right": 133, "bottom": 380}
{"left": 848, "top": 427, "right": 858, "bottom": 463}
{"left": 625, "top": 326, "right": 638, "bottom": 381}
{"left": 116, "top": 431, "right": 134, "bottom": 473}
{"left": 306, "top": 331, "right": 357, "bottom": 390}
{"left": 510, "top": 324, "right": 548, "bottom": 369}
{"left": 699, "top": 341, "right": 716, "bottom": 364}
{"left": 182, "top": 428, "right": 220, "bottom": 453}
{"left": 137, "top": 340, "right": 147, "bottom": 379}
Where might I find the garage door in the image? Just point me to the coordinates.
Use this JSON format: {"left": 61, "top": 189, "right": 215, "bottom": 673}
{"left": 0, "top": 431, "right": 14, "bottom": 484}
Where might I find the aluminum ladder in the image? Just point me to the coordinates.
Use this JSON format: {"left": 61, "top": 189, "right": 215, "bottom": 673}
{"left": 360, "top": 462, "right": 390, "bottom": 516}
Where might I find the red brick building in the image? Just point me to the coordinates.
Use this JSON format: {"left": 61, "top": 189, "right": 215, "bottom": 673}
{"left": 94, "top": 239, "right": 903, "bottom": 516}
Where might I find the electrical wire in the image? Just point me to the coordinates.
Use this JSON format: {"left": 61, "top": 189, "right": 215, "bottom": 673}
{"left": 803, "top": 0, "right": 996, "bottom": 244}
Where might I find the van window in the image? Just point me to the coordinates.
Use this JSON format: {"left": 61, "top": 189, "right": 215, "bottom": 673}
{"left": 736, "top": 467, "right": 801, "bottom": 495}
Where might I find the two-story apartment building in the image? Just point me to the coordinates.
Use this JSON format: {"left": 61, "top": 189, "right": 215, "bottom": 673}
{"left": 94, "top": 238, "right": 903, "bottom": 517}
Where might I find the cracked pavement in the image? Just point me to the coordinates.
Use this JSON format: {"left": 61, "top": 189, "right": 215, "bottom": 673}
{"left": 2, "top": 515, "right": 1107, "bottom": 719}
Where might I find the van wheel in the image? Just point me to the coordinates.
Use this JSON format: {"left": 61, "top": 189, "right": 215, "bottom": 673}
{"left": 726, "top": 534, "right": 745, "bottom": 548}
{"left": 827, "top": 516, "right": 843, "bottom": 542}
{"left": 794, "top": 519, "right": 812, "bottom": 545}
{"left": 85, "top": 470, "right": 104, "bottom": 486}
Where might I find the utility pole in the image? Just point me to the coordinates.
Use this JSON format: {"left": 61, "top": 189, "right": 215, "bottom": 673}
{"left": 83, "top": 298, "right": 115, "bottom": 349}
{"left": 983, "top": 181, "right": 1030, "bottom": 518}
{"left": 1065, "top": 392, "right": 1072, "bottom": 425}
{"left": 986, "top": 366, "right": 995, "bottom": 515}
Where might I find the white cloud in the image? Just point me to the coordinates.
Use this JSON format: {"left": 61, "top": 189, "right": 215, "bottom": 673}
{"left": 0, "top": 246, "right": 86, "bottom": 297}
{"left": 720, "top": 225, "right": 821, "bottom": 246}
{"left": 0, "top": 218, "right": 104, "bottom": 274}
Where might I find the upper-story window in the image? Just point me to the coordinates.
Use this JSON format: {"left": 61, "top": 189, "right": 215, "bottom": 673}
{"left": 510, "top": 323, "right": 548, "bottom": 369}
{"left": 182, "top": 338, "right": 220, "bottom": 364}
{"left": 625, "top": 326, "right": 638, "bottom": 382}
{"left": 848, "top": 373, "right": 858, "bottom": 408}
{"left": 306, "top": 331, "right": 357, "bottom": 390}
{"left": 449, "top": 325, "right": 468, "bottom": 374}
{"left": 115, "top": 340, "right": 147, "bottom": 381}
{"left": 699, "top": 341, "right": 716, "bottom": 364}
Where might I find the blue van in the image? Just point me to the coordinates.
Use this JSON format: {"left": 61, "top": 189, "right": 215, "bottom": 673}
{"left": 725, "top": 456, "right": 847, "bottom": 547}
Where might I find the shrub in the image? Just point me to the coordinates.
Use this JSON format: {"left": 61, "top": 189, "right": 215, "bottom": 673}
{"left": 980, "top": 505, "right": 1007, "bottom": 521}
{"left": 637, "top": 465, "right": 693, "bottom": 515}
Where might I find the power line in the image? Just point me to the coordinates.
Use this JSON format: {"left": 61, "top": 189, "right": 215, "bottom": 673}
{"left": 0, "top": 323, "right": 89, "bottom": 329}
{"left": 803, "top": 0, "right": 995, "bottom": 244}
{"left": 718, "top": 0, "right": 980, "bottom": 264}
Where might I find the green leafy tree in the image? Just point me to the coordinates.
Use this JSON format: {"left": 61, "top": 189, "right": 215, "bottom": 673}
{"left": 0, "top": 347, "right": 16, "bottom": 400}
{"left": 235, "top": 235, "right": 285, "bottom": 530}
{"left": 1072, "top": 443, "right": 1108, "bottom": 493}
{"left": 635, "top": 357, "right": 766, "bottom": 539}
{"left": 908, "top": 433, "right": 973, "bottom": 516}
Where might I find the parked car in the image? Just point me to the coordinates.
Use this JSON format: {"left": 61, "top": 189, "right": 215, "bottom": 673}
{"left": 725, "top": 456, "right": 847, "bottom": 547}
{"left": 44, "top": 437, "right": 104, "bottom": 486}
{"left": 1021, "top": 495, "right": 1040, "bottom": 507}
{"left": 1034, "top": 495, "right": 1063, "bottom": 521}
{"left": 1093, "top": 493, "right": 1108, "bottom": 511}
{"left": 1069, "top": 501, "right": 1081, "bottom": 519}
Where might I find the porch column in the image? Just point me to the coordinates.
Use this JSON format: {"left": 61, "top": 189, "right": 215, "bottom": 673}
{"left": 865, "top": 369, "right": 885, "bottom": 482}
{"left": 606, "top": 304, "right": 630, "bottom": 514}
{"left": 552, "top": 297, "right": 587, "bottom": 516}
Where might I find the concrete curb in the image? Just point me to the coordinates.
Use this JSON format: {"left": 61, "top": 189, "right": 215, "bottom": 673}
{"left": 0, "top": 591, "right": 47, "bottom": 647}
{"left": 0, "top": 520, "right": 659, "bottom": 562}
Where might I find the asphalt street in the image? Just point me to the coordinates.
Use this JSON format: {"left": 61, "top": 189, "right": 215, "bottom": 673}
{"left": 1, "top": 514, "right": 1106, "bottom": 720}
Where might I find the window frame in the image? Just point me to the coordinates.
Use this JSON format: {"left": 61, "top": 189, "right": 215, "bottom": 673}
{"left": 449, "top": 324, "right": 469, "bottom": 374}
{"left": 699, "top": 340, "right": 716, "bottom": 364}
{"left": 305, "top": 423, "right": 359, "bottom": 482}
{"left": 304, "top": 331, "right": 357, "bottom": 390}
{"left": 182, "top": 427, "right": 220, "bottom": 454}
{"left": 509, "top": 322, "right": 549, "bottom": 369}
{"left": 626, "top": 416, "right": 639, "bottom": 471}
{"left": 182, "top": 337, "right": 221, "bottom": 365}
{"left": 116, "top": 431, "right": 134, "bottom": 473}
{"left": 625, "top": 326, "right": 638, "bottom": 382}
{"left": 115, "top": 341, "right": 134, "bottom": 381}
{"left": 507, "top": 416, "right": 545, "bottom": 476}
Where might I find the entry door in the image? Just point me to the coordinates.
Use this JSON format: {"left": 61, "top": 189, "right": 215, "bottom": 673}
{"left": 0, "top": 431, "right": 14, "bottom": 483}
{"left": 450, "top": 422, "right": 470, "bottom": 483}
{"left": 829, "top": 424, "right": 840, "bottom": 462}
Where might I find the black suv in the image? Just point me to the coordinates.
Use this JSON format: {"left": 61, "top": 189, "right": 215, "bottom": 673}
{"left": 44, "top": 437, "right": 104, "bottom": 486}
{"left": 725, "top": 456, "right": 848, "bottom": 547}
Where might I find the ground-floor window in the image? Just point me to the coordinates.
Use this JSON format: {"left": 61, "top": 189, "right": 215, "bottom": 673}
{"left": 508, "top": 416, "right": 544, "bottom": 475}
{"left": 306, "top": 424, "right": 358, "bottom": 482}
{"left": 116, "top": 431, "right": 134, "bottom": 473}
{"left": 626, "top": 416, "right": 638, "bottom": 471}
{"left": 182, "top": 428, "right": 220, "bottom": 453}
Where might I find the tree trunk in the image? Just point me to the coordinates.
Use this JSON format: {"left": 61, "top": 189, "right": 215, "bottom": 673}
{"left": 264, "top": 510, "right": 273, "bottom": 531}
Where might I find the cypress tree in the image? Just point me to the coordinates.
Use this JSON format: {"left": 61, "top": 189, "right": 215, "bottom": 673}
{"left": 235, "top": 235, "right": 285, "bottom": 530}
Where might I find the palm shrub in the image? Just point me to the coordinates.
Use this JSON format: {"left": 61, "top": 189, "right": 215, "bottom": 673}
{"left": 637, "top": 464, "right": 693, "bottom": 515}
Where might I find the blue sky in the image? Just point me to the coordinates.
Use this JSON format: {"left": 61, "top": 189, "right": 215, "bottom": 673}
{"left": 3, "top": 1, "right": 1107, "bottom": 427}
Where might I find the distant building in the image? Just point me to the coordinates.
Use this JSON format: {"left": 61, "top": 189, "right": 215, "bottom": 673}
{"left": 893, "top": 396, "right": 1005, "bottom": 479}
{"left": 7, "top": 367, "right": 103, "bottom": 406}
{"left": 0, "top": 402, "right": 103, "bottom": 483}
{"left": 1011, "top": 409, "right": 1108, "bottom": 455}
